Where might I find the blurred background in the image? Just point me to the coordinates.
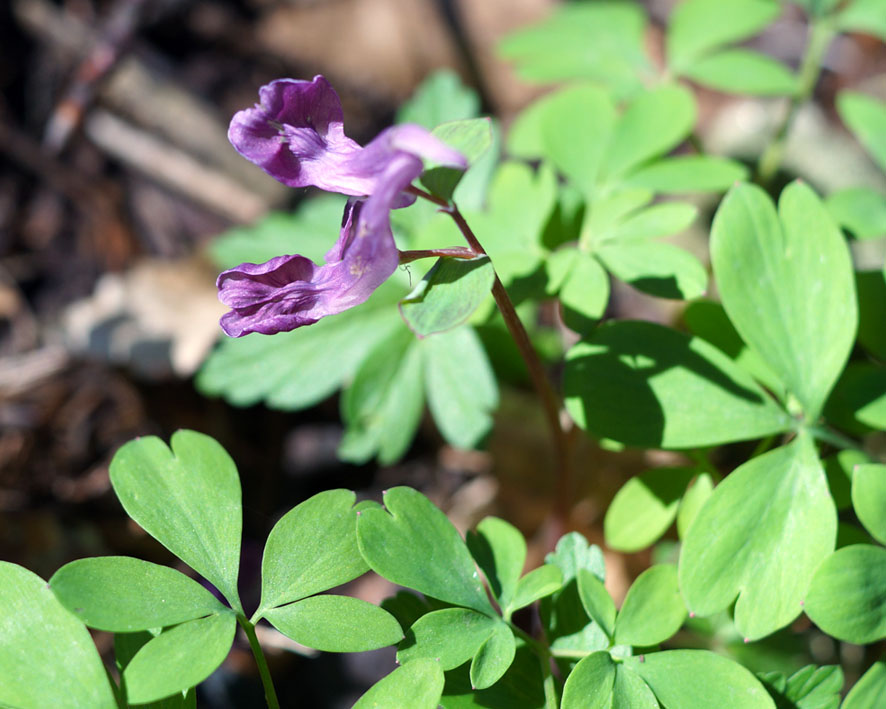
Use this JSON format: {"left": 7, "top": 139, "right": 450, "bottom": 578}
{"left": 2, "top": 0, "right": 886, "bottom": 705}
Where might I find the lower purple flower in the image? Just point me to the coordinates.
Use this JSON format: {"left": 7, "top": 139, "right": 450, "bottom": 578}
{"left": 217, "top": 152, "right": 425, "bottom": 337}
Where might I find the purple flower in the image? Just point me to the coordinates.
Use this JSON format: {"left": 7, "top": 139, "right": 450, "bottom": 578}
{"left": 219, "top": 75, "right": 466, "bottom": 336}
{"left": 228, "top": 76, "right": 465, "bottom": 196}
{"left": 218, "top": 152, "right": 430, "bottom": 336}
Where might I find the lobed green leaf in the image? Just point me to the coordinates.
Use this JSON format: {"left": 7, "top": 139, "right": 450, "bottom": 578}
{"left": 679, "top": 434, "right": 836, "bottom": 640}
{"left": 0, "top": 562, "right": 117, "bottom": 709}
{"left": 256, "top": 489, "right": 368, "bottom": 617}
{"left": 50, "top": 556, "right": 228, "bottom": 632}
{"left": 264, "top": 595, "right": 403, "bottom": 653}
{"left": 109, "top": 431, "right": 243, "bottom": 612}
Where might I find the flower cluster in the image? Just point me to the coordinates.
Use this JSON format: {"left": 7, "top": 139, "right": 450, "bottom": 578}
{"left": 217, "top": 76, "right": 466, "bottom": 337}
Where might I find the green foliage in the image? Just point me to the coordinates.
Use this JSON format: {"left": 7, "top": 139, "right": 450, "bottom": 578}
{"left": 0, "top": 563, "right": 117, "bottom": 709}
{"left": 357, "top": 487, "right": 495, "bottom": 615}
{"left": 605, "top": 467, "right": 698, "bottom": 552}
{"left": 400, "top": 256, "right": 494, "bottom": 336}
{"left": 50, "top": 556, "right": 228, "bottom": 631}
{"left": 805, "top": 545, "right": 886, "bottom": 643}
{"left": 396, "top": 69, "right": 480, "bottom": 128}
{"left": 624, "top": 650, "right": 776, "bottom": 708}
{"left": 263, "top": 595, "right": 403, "bottom": 653}
{"left": 710, "top": 181, "right": 857, "bottom": 421}
{"left": 758, "top": 664, "right": 843, "bottom": 709}
{"left": 564, "top": 320, "right": 792, "bottom": 448}
{"left": 421, "top": 118, "right": 493, "bottom": 202}
{"left": 122, "top": 613, "right": 237, "bottom": 705}
{"left": 679, "top": 434, "right": 836, "bottom": 640}
{"left": 255, "top": 489, "right": 368, "bottom": 615}
{"left": 843, "top": 661, "right": 886, "bottom": 708}
{"left": 500, "top": 0, "right": 795, "bottom": 97}
{"left": 109, "top": 430, "right": 244, "bottom": 612}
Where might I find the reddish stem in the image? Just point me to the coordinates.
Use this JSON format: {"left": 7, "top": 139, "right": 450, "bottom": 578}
{"left": 407, "top": 185, "right": 573, "bottom": 532}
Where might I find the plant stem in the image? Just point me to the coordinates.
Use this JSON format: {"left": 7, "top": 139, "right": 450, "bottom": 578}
{"left": 756, "top": 18, "right": 834, "bottom": 185}
{"left": 808, "top": 424, "right": 863, "bottom": 452}
{"left": 398, "top": 246, "right": 478, "bottom": 263}
{"left": 429, "top": 192, "right": 573, "bottom": 531}
{"left": 509, "top": 624, "right": 558, "bottom": 709}
{"left": 238, "top": 616, "right": 280, "bottom": 709}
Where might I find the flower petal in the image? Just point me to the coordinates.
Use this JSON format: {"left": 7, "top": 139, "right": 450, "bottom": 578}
{"left": 228, "top": 76, "right": 368, "bottom": 194}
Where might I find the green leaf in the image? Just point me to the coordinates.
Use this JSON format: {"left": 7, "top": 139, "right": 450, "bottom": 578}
{"left": 498, "top": 1, "right": 650, "bottom": 97}
{"left": 839, "top": 92, "right": 886, "bottom": 173}
{"left": 782, "top": 664, "right": 843, "bottom": 708}
{"left": 602, "top": 202, "right": 699, "bottom": 242}
{"left": 546, "top": 532, "right": 606, "bottom": 583}
{"left": 357, "top": 487, "right": 494, "bottom": 614}
{"left": 711, "top": 181, "right": 857, "bottom": 420}
{"left": 837, "top": 0, "right": 886, "bottom": 41}
{"left": 825, "top": 363, "right": 886, "bottom": 434}
{"left": 50, "top": 556, "right": 227, "bottom": 631}
{"left": 508, "top": 564, "right": 563, "bottom": 614}
{"left": 794, "top": 0, "right": 841, "bottom": 16}
{"left": 539, "top": 84, "right": 617, "bottom": 193}
{"left": 470, "top": 623, "right": 517, "bottom": 690}
{"left": 857, "top": 269, "right": 886, "bottom": 359}
{"left": 561, "top": 651, "right": 617, "bottom": 709}
{"left": 603, "top": 85, "right": 697, "bottom": 179}
{"left": 625, "top": 650, "right": 775, "bottom": 708}
{"left": 208, "top": 195, "right": 347, "bottom": 269}
{"left": 197, "top": 289, "right": 403, "bottom": 409}
{"left": 468, "top": 517, "right": 526, "bottom": 611}
{"left": 853, "top": 464, "right": 886, "bottom": 545}
{"left": 679, "top": 434, "right": 836, "bottom": 640}
{"left": 422, "top": 119, "right": 493, "bottom": 202}
{"left": 823, "top": 449, "right": 868, "bottom": 510}
{"left": 256, "top": 489, "right": 367, "bottom": 616}
{"left": 605, "top": 467, "right": 697, "bottom": 552}
{"left": 123, "top": 613, "right": 236, "bottom": 705}
{"left": 0, "top": 562, "right": 117, "bottom": 709}
{"left": 397, "top": 70, "right": 480, "bottom": 128}
{"left": 682, "top": 299, "right": 785, "bottom": 397}
{"left": 564, "top": 320, "right": 792, "bottom": 448}
{"left": 115, "top": 630, "right": 155, "bottom": 672}
{"left": 439, "top": 639, "right": 547, "bottom": 708}
{"left": 398, "top": 608, "right": 499, "bottom": 669}
{"left": 354, "top": 658, "right": 445, "bottom": 709}
{"left": 339, "top": 328, "right": 424, "bottom": 465}
{"left": 400, "top": 257, "right": 494, "bottom": 337}
{"left": 680, "top": 49, "right": 796, "bottom": 95}
{"left": 843, "top": 661, "right": 886, "bottom": 709}
{"left": 826, "top": 186, "right": 886, "bottom": 239}
{"left": 423, "top": 326, "right": 498, "bottom": 450}
{"left": 615, "top": 564, "right": 686, "bottom": 646}
{"left": 577, "top": 568, "right": 617, "bottom": 640}
{"left": 676, "top": 473, "right": 715, "bottom": 539}
{"left": 805, "top": 544, "right": 886, "bottom": 643}
{"left": 612, "top": 665, "right": 660, "bottom": 708}
{"left": 583, "top": 189, "right": 654, "bottom": 241}
{"left": 559, "top": 251, "right": 610, "bottom": 333}
{"left": 264, "top": 595, "right": 402, "bottom": 652}
{"left": 667, "top": 0, "right": 781, "bottom": 71}
{"left": 542, "top": 534, "right": 609, "bottom": 653}
{"left": 625, "top": 155, "right": 748, "bottom": 194}
{"left": 109, "top": 431, "right": 243, "bottom": 612}
{"left": 597, "top": 240, "right": 707, "bottom": 300}
{"left": 464, "top": 162, "right": 557, "bottom": 287}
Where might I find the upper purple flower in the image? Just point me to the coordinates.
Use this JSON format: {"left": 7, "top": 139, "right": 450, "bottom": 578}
{"left": 228, "top": 76, "right": 466, "bottom": 195}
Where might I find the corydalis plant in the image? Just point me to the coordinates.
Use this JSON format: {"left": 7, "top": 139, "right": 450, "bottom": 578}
{"left": 218, "top": 76, "right": 466, "bottom": 336}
